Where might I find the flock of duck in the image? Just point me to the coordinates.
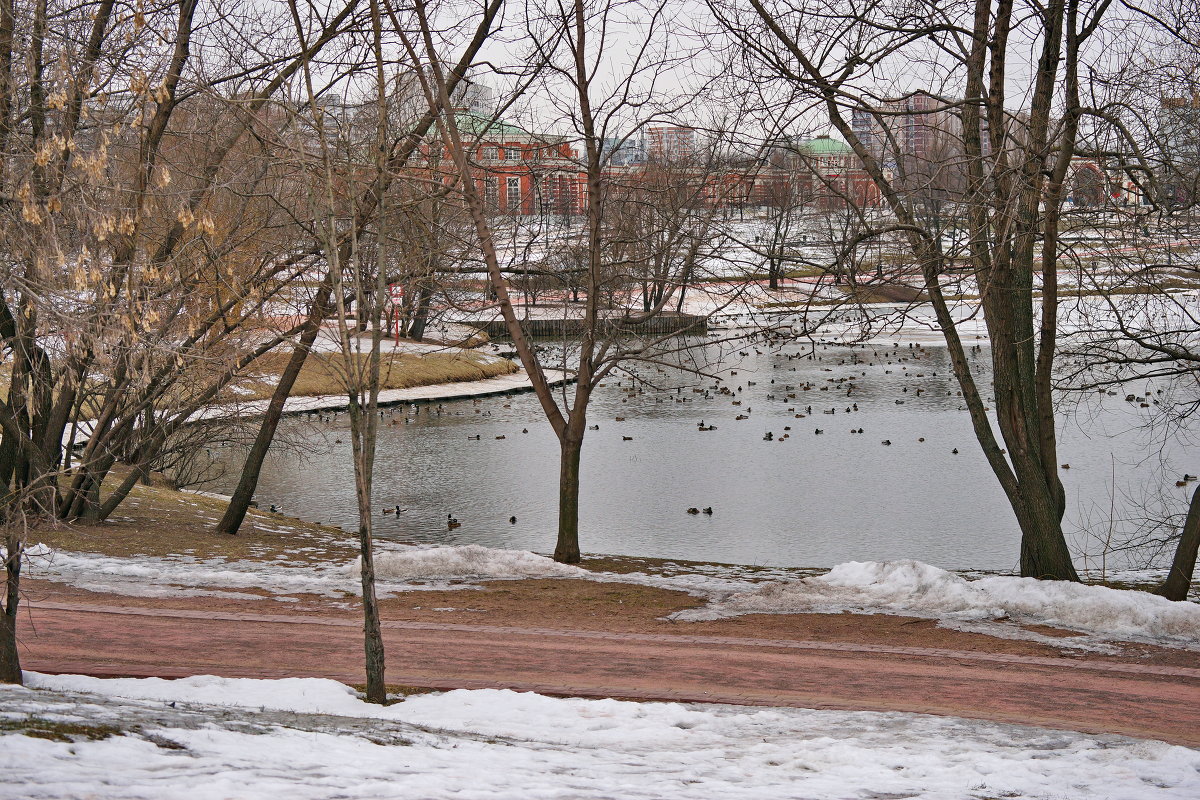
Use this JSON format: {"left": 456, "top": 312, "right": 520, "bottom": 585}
{"left": 270, "top": 327, "right": 1185, "bottom": 532}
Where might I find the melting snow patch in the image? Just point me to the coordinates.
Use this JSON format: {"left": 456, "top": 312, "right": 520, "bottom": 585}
{"left": 672, "top": 559, "right": 1200, "bottom": 648}
{"left": 21, "top": 543, "right": 589, "bottom": 599}
{"left": 20, "top": 546, "right": 352, "bottom": 599}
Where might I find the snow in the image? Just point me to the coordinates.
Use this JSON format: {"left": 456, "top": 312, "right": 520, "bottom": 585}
{"left": 672, "top": 559, "right": 1200, "bottom": 648}
{"left": 20, "top": 547, "right": 355, "bottom": 599}
{"left": 21, "top": 543, "right": 590, "bottom": 599}
{"left": 5, "top": 673, "right": 1198, "bottom": 799}
{"left": 367, "top": 543, "right": 588, "bottom": 580}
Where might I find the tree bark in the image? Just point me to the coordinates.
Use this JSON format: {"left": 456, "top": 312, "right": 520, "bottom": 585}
{"left": 214, "top": 286, "right": 328, "bottom": 536}
{"left": 0, "top": 531, "right": 21, "bottom": 684}
{"left": 1156, "top": 485, "right": 1200, "bottom": 601}
{"left": 553, "top": 433, "right": 584, "bottom": 563}
{"left": 1012, "top": 483, "right": 1080, "bottom": 580}
{"left": 0, "top": 611, "right": 18, "bottom": 685}
{"left": 358, "top": 516, "right": 387, "bottom": 701}
{"left": 407, "top": 285, "right": 434, "bottom": 342}
{"left": 349, "top": 393, "right": 387, "bottom": 702}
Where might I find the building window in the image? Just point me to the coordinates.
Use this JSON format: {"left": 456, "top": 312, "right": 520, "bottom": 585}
{"left": 506, "top": 176, "right": 522, "bottom": 214}
{"left": 481, "top": 146, "right": 499, "bottom": 161}
{"left": 484, "top": 177, "right": 498, "bottom": 209}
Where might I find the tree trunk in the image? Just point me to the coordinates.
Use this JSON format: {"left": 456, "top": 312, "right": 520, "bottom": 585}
{"left": 553, "top": 434, "right": 583, "bottom": 563}
{"left": 984, "top": 270, "right": 1079, "bottom": 582}
{"left": 0, "top": 532, "right": 21, "bottom": 684}
{"left": 408, "top": 285, "right": 433, "bottom": 342}
{"left": 0, "top": 611, "right": 17, "bottom": 685}
{"left": 359, "top": 516, "right": 386, "bottom": 702}
{"left": 215, "top": 285, "right": 330, "bottom": 536}
{"left": 1156, "top": 484, "right": 1200, "bottom": 601}
{"left": 1013, "top": 485, "right": 1080, "bottom": 581}
{"left": 352, "top": 398, "right": 387, "bottom": 701}
{"left": 75, "top": 468, "right": 104, "bottom": 522}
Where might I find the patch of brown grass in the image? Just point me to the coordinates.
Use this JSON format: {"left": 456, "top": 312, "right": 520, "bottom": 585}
{"left": 0, "top": 718, "right": 124, "bottom": 743}
{"left": 37, "top": 475, "right": 355, "bottom": 564}
{"left": 233, "top": 348, "right": 517, "bottom": 402}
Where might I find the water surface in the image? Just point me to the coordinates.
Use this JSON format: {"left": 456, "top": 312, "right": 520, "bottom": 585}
{"left": 206, "top": 336, "right": 1185, "bottom": 572}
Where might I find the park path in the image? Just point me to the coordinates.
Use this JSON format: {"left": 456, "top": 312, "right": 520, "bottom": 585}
{"left": 17, "top": 600, "right": 1200, "bottom": 748}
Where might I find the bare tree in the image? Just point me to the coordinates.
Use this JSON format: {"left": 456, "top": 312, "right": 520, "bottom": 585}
{"left": 406, "top": 0, "right": 737, "bottom": 562}
{"left": 213, "top": 0, "right": 503, "bottom": 537}
{"left": 1046, "top": 6, "right": 1200, "bottom": 598}
{"left": 711, "top": 0, "right": 1148, "bottom": 580}
{"left": 287, "top": 0, "right": 398, "bottom": 703}
{"left": 0, "top": 0, "right": 366, "bottom": 682}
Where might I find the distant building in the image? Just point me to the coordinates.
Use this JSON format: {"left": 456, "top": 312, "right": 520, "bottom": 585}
{"left": 851, "top": 92, "right": 956, "bottom": 170}
{"left": 791, "top": 135, "right": 880, "bottom": 209}
{"left": 602, "top": 136, "right": 645, "bottom": 166}
{"left": 454, "top": 82, "right": 496, "bottom": 116}
{"left": 645, "top": 126, "right": 697, "bottom": 161}
{"left": 427, "top": 112, "right": 584, "bottom": 216}
{"left": 741, "top": 135, "right": 880, "bottom": 211}
{"left": 850, "top": 94, "right": 977, "bottom": 216}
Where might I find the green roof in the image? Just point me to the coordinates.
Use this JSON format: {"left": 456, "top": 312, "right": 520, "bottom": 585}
{"left": 453, "top": 112, "right": 527, "bottom": 138}
{"left": 796, "top": 135, "right": 851, "bottom": 156}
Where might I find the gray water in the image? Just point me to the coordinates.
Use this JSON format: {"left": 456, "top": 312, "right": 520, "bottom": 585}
{"left": 205, "top": 337, "right": 1190, "bottom": 571}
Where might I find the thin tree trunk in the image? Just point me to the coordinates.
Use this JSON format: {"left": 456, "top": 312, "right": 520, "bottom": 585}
{"left": 0, "top": 611, "right": 17, "bottom": 685}
{"left": 358, "top": 0, "right": 388, "bottom": 699}
{"left": 348, "top": 389, "right": 387, "bottom": 702}
{"left": 1156, "top": 485, "right": 1200, "bottom": 601}
{"left": 554, "top": 433, "right": 583, "bottom": 563}
{"left": 357, "top": 486, "right": 386, "bottom": 702}
{"left": 0, "top": 531, "right": 21, "bottom": 684}
{"left": 214, "top": 306, "right": 326, "bottom": 536}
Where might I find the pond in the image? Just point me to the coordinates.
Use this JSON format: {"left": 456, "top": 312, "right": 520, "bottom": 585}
{"left": 204, "top": 332, "right": 1190, "bottom": 572}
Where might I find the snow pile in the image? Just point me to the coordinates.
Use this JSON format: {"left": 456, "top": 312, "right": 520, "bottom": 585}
{"left": 26, "top": 673, "right": 374, "bottom": 718}
{"left": 7, "top": 674, "right": 1200, "bottom": 799}
{"left": 675, "top": 559, "right": 1200, "bottom": 646}
{"left": 0, "top": 541, "right": 51, "bottom": 561}
{"left": 367, "top": 544, "right": 588, "bottom": 581}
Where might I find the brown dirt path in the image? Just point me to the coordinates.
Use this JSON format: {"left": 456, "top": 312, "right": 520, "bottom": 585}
{"left": 17, "top": 597, "right": 1200, "bottom": 748}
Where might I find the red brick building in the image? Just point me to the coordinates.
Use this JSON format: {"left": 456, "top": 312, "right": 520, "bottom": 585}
{"left": 449, "top": 113, "right": 585, "bottom": 216}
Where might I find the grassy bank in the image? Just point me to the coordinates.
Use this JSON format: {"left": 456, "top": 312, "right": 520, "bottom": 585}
{"left": 234, "top": 347, "right": 518, "bottom": 403}
{"left": 34, "top": 476, "right": 357, "bottom": 565}
{"left": 0, "top": 344, "right": 518, "bottom": 415}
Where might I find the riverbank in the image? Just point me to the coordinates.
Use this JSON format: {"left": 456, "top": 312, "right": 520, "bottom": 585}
{"left": 226, "top": 333, "right": 581, "bottom": 415}
{"left": 70, "top": 358, "right": 572, "bottom": 446}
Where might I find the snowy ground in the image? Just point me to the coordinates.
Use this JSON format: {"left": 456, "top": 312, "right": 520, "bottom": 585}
{"left": 21, "top": 542, "right": 1200, "bottom": 652}
{"left": 2, "top": 673, "right": 1197, "bottom": 800}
